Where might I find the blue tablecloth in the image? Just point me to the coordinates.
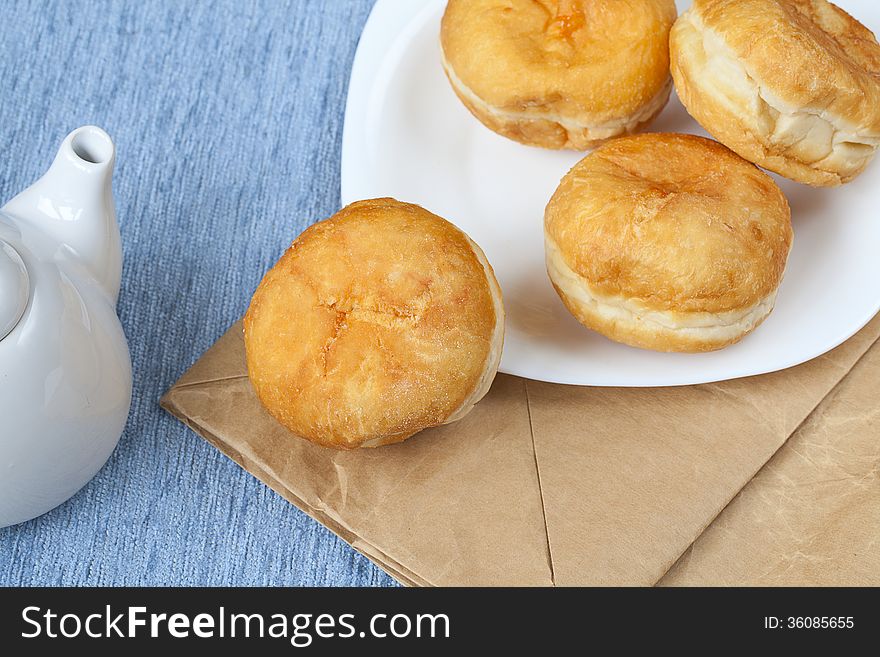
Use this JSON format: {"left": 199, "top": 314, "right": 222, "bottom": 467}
{"left": 0, "top": 0, "right": 395, "bottom": 586}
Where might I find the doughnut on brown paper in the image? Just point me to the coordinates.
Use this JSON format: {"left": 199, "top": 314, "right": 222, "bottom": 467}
{"left": 161, "top": 315, "right": 880, "bottom": 586}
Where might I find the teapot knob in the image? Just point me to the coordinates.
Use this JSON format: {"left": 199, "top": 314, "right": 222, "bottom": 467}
{"left": 0, "top": 239, "right": 29, "bottom": 341}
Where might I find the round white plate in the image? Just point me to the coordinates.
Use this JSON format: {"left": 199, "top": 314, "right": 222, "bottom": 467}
{"left": 342, "top": 0, "right": 880, "bottom": 386}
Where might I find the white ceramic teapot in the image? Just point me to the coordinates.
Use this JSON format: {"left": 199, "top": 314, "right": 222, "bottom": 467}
{"left": 0, "top": 126, "right": 132, "bottom": 527}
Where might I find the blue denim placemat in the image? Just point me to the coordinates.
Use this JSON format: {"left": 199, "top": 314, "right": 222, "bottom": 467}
{"left": 0, "top": 0, "right": 396, "bottom": 586}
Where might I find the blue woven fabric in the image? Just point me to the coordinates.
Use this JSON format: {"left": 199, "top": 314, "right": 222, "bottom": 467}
{"left": 0, "top": 0, "right": 397, "bottom": 586}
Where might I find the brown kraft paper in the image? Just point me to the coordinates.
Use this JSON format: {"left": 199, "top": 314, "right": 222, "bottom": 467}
{"left": 161, "top": 314, "right": 880, "bottom": 586}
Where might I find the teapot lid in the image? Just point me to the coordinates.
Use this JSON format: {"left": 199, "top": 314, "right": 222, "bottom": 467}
{"left": 0, "top": 240, "right": 29, "bottom": 341}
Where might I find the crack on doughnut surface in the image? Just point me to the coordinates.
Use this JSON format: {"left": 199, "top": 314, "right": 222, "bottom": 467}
{"left": 318, "top": 295, "right": 426, "bottom": 328}
{"left": 320, "top": 309, "right": 348, "bottom": 376}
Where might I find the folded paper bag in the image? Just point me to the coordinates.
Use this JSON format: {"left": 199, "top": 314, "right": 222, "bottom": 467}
{"left": 161, "top": 315, "right": 880, "bottom": 586}
{"left": 661, "top": 332, "right": 880, "bottom": 586}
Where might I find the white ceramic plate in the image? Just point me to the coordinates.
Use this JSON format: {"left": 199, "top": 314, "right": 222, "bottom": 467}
{"left": 342, "top": 0, "right": 880, "bottom": 386}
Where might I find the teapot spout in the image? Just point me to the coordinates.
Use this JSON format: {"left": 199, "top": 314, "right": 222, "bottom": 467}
{"left": 2, "top": 126, "right": 122, "bottom": 303}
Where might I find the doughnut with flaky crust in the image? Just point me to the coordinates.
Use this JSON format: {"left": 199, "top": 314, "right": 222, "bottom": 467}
{"left": 244, "top": 199, "right": 504, "bottom": 449}
{"left": 670, "top": 0, "right": 880, "bottom": 186}
{"left": 440, "top": 0, "right": 677, "bottom": 150}
{"left": 544, "top": 134, "right": 793, "bottom": 353}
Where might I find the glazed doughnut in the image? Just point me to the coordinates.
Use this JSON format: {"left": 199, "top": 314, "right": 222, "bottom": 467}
{"left": 670, "top": 0, "right": 880, "bottom": 186}
{"left": 244, "top": 199, "right": 504, "bottom": 449}
{"left": 440, "top": 0, "right": 677, "bottom": 150}
{"left": 544, "top": 134, "right": 793, "bottom": 353}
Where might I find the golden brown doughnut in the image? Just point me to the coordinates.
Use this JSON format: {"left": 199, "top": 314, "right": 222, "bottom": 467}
{"left": 670, "top": 0, "right": 880, "bottom": 186}
{"left": 440, "top": 0, "right": 677, "bottom": 150}
{"left": 244, "top": 199, "right": 504, "bottom": 449}
{"left": 544, "top": 134, "right": 793, "bottom": 352}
